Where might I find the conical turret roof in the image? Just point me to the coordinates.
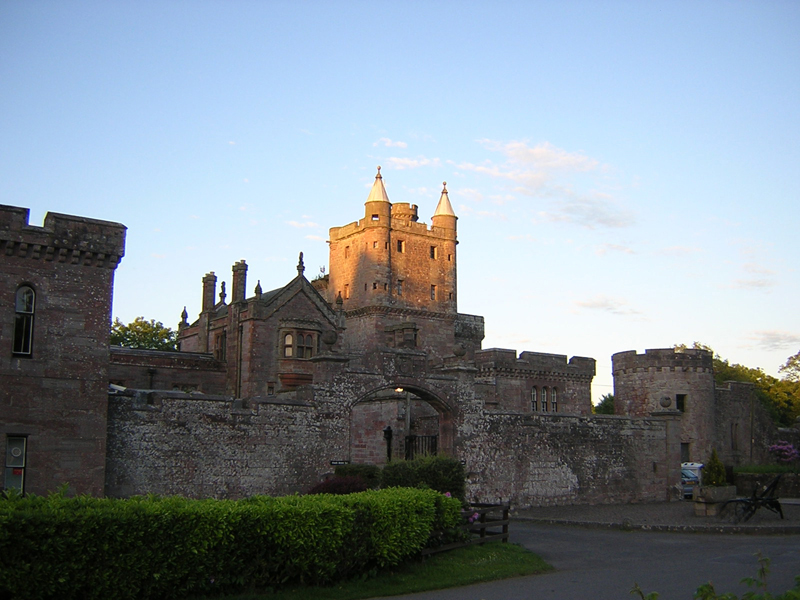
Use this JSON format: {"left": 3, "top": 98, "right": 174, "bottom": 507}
{"left": 366, "top": 166, "right": 390, "bottom": 203}
{"left": 433, "top": 181, "right": 456, "bottom": 217}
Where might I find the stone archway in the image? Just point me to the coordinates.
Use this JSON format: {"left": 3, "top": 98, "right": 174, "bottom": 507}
{"left": 349, "top": 384, "right": 455, "bottom": 465}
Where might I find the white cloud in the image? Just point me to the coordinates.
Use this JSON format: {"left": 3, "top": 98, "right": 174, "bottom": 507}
{"left": 287, "top": 220, "right": 319, "bottom": 228}
{"left": 460, "top": 139, "right": 632, "bottom": 229}
{"left": 729, "top": 278, "right": 775, "bottom": 290}
{"left": 304, "top": 234, "right": 326, "bottom": 241}
{"left": 385, "top": 156, "right": 441, "bottom": 170}
{"left": 595, "top": 243, "right": 635, "bottom": 256}
{"left": 573, "top": 295, "right": 643, "bottom": 316}
{"left": 374, "top": 137, "right": 408, "bottom": 148}
{"left": 749, "top": 331, "right": 800, "bottom": 352}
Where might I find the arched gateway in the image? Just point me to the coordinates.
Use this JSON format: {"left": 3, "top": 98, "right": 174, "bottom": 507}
{"left": 349, "top": 384, "right": 456, "bottom": 464}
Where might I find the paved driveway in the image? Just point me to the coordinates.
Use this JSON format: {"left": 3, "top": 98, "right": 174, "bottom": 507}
{"left": 388, "top": 523, "right": 800, "bottom": 600}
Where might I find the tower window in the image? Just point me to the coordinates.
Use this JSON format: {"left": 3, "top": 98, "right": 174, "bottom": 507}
{"left": 430, "top": 285, "right": 436, "bottom": 300}
{"left": 13, "top": 286, "right": 35, "bottom": 356}
{"left": 344, "top": 284, "right": 350, "bottom": 299}
{"left": 371, "top": 214, "right": 379, "bottom": 221}
{"left": 373, "top": 282, "right": 378, "bottom": 290}
{"left": 542, "top": 387, "right": 549, "bottom": 412}
{"left": 344, "top": 246, "right": 350, "bottom": 258}
{"left": 430, "top": 246, "right": 438, "bottom": 259}
{"left": 531, "top": 387, "right": 538, "bottom": 412}
{"left": 396, "top": 280, "right": 403, "bottom": 295}
{"left": 448, "top": 254, "right": 452, "bottom": 261}
{"left": 676, "top": 394, "right": 687, "bottom": 412}
{"left": 397, "top": 240, "right": 405, "bottom": 253}
{"left": 373, "top": 241, "right": 378, "bottom": 248}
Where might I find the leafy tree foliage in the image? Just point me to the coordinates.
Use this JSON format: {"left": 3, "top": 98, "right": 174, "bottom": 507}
{"left": 779, "top": 351, "right": 800, "bottom": 382}
{"left": 110, "top": 316, "right": 178, "bottom": 351}
{"left": 593, "top": 393, "right": 615, "bottom": 415}
{"left": 675, "top": 343, "right": 800, "bottom": 427}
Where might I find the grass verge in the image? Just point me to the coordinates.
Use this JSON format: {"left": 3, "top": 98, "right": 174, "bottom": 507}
{"left": 213, "top": 542, "right": 552, "bottom": 600}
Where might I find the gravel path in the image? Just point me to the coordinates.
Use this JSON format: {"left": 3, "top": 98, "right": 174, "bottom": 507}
{"left": 513, "top": 499, "right": 800, "bottom": 533}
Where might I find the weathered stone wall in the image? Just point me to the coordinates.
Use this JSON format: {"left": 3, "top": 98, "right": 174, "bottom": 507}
{"left": 1, "top": 205, "right": 125, "bottom": 496}
{"left": 109, "top": 347, "right": 226, "bottom": 393}
{"left": 613, "top": 348, "right": 717, "bottom": 462}
{"left": 459, "top": 411, "right": 680, "bottom": 507}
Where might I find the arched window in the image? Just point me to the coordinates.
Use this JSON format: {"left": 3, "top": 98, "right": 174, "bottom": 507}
{"left": 283, "top": 333, "right": 293, "bottom": 357}
{"left": 297, "top": 333, "right": 313, "bottom": 359}
{"left": 551, "top": 388, "right": 558, "bottom": 412}
{"left": 541, "top": 387, "right": 548, "bottom": 412}
{"left": 531, "top": 387, "right": 538, "bottom": 412}
{"left": 13, "top": 286, "right": 35, "bottom": 356}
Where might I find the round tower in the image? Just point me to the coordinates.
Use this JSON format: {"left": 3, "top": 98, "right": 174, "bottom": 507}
{"left": 612, "top": 347, "right": 716, "bottom": 462}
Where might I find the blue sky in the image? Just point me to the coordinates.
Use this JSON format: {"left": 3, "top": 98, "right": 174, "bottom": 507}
{"left": 2, "top": 1, "right": 798, "bottom": 401}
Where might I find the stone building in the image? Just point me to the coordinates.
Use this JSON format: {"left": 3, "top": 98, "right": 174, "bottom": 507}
{"left": 612, "top": 348, "right": 780, "bottom": 467}
{"left": 0, "top": 205, "right": 125, "bottom": 496}
{"left": 3, "top": 169, "right": 783, "bottom": 505}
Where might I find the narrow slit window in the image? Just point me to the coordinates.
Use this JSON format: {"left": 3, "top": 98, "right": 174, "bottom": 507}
{"left": 531, "top": 387, "right": 538, "bottom": 412}
{"left": 430, "top": 246, "right": 437, "bottom": 259}
{"left": 396, "top": 280, "right": 403, "bottom": 295}
{"left": 551, "top": 388, "right": 558, "bottom": 412}
{"left": 542, "top": 387, "right": 548, "bottom": 412}
{"left": 430, "top": 284, "right": 436, "bottom": 300}
{"left": 13, "top": 286, "right": 35, "bottom": 356}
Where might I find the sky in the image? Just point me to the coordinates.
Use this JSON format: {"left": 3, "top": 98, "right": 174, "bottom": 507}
{"left": 2, "top": 1, "right": 798, "bottom": 402}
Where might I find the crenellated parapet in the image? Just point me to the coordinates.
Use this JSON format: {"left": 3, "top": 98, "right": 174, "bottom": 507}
{"left": 612, "top": 347, "right": 713, "bottom": 376}
{"left": 476, "top": 348, "right": 596, "bottom": 380}
{"left": 0, "top": 205, "right": 126, "bottom": 269}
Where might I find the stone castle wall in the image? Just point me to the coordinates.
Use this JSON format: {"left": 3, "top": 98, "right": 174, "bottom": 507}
{"left": 1, "top": 205, "right": 125, "bottom": 496}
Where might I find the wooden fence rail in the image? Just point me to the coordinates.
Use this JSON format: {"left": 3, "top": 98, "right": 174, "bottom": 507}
{"left": 422, "top": 502, "right": 510, "bottom": 555}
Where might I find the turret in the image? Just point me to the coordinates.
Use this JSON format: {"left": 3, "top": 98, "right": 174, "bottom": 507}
{"left": 431, "top": 182, "right": 457, "bottom": 236}
{"left": 363, "top": 166, "right": 392, "bottom": 227}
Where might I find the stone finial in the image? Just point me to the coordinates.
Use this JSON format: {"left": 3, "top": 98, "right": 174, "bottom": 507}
{"left": 219, "top": 281, "right": 227, "bottom": 305}
{"left": 297, "top": 252, "right": 305, "bottom": 276}
{"left": 335, "top": 291, "right": 343, "bottom": 306}
{"left": 255, "top": 280, "right": 262, "bottom": 297}
{"left": 180, "top": 306, "right": 189, "bottom": 327}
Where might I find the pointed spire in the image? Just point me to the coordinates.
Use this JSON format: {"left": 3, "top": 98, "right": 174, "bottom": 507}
{"left": 179, "top": 306, "right": 188, "bottom": 329}
{"left": 433, "top": 181, "right": 456, "bottom": 217}
{"left": 366, "top": 166, "right": 390, "bottom": 203}
{"left": 297, "top": 252, "right": 305, "bottom": 276}
{"left": 254, "top": 280, "right": 262, "bottom": 297}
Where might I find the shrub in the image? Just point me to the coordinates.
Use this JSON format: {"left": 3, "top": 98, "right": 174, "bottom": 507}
{"left": 769, "top": 441, "right": 800, "bottom": 465}
{"left": 334, "top": 463, "right": 382, "bottom": 487}
{"left": 382, "top": 455, "right": 467, "bottom": 501}
{"left": 307, "top": 475, "right": 371, "bottom": 495}
{"left": 0, "top": 487, "right": 457, "bottom": 599}
{"left": 704, "top": 448, "right": 728, "bottom": 486}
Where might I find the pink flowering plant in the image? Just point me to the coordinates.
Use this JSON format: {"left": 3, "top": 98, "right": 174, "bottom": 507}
{"left": 768, "top": 441, "right": 800, "bottom": 465}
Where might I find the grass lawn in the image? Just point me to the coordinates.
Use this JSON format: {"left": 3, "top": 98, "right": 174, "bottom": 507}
{"left": 217, "top": 542, "right": 553, "bottom": 600}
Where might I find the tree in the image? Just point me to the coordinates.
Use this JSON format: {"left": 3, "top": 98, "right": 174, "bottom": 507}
{"left": 675, "top": 343, "right": 800, "bottom": 427}
{"left": 110, "top": 317, "right": 178, "bottom": 351}
{"left": 593, "top": 393, "right": 615, "bottom": 415}
{"left": 779, "top": 351, "right": 800, "bottom": 382}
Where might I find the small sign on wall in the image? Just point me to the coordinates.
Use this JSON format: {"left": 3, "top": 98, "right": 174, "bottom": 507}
{"left": 330, "top": 460, "right": 350, "bottom": 466}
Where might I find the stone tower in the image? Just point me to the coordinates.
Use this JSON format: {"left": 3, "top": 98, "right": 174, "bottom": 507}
{"left": 612, "top": 348, "right": 716, "bottom": 463}
{"left": 327, "top": 167, "right": 458, "bottom": 313}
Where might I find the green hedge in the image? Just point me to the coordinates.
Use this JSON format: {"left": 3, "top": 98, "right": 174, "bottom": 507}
{"left": 333, "top": 463, "right": 382, "bottom": 488}
{"left": 0, "top": 488, "right": 461, "bottom": 600}
{"left": 382, "top": 456, "right": 467, "bottom": 501}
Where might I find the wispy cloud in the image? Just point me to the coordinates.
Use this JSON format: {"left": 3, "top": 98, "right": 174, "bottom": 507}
{"left": 660, "top": 246, "right": 703, "bottom": 256}
{"left": 287, "top": 220, "right": 319, "bottom": 228}
{"left": 729, "top": 278, "right": 775, "bottom": 290}
{"left": 595, "top": 243, "right": 635, "bottom": 256}
{"left": 458, "top": 140, "right": 633, "bottom": 228}
{"left": 385, "top": 156, "right": 441, "bottom": 170}
{"left": 573, "top": 295, "right": 643, "bottom": 316}
{"left": 304, "top": 234, "right": 326, "bottom": 241}
{"left": 748, "top": 331, "right": 800, "bottom": 352}
{"left": 374, "top": 137, "right": 408, "bottom": 148}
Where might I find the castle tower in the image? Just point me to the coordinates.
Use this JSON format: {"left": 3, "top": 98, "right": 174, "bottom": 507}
{"left": 327, "top": 168, "right": 458, "bottom": 313}
{"left": 612, "top": 348, "right": 716, "bottom": 463}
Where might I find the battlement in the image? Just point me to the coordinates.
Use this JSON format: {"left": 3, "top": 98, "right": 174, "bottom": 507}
{"left": 612, "top": 347, "right": 713, "bottom": 374}
{"left": 476, "top": 348, "right": 596, "bottom": 377}
{"left": 0, "top": 204, "right": 126, "bottom": 269}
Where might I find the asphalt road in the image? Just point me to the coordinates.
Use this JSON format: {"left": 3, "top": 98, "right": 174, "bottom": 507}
{"left": 388, "top": 523, "right": 800, "bottom": 600}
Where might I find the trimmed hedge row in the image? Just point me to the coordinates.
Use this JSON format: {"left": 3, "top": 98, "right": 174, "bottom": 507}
{"left": 0, "top": 488, "right": 461, "bottom": 600}
{"left": 381, "top": 455, "right": 467, "bottom": 501}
